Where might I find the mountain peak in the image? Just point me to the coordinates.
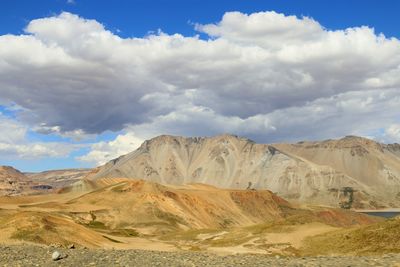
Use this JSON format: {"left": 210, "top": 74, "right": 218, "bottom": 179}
{"left": 145, "top": 133, "right": 253, "bottom": 142}
{"left": 137, "top": 134, "right": 256, "bottom": 152}
{"left": 293, "top": 135, "right": 382, "bottom": 152}
{"left": 328, "top": 135, "right": 383, "bottom": 151}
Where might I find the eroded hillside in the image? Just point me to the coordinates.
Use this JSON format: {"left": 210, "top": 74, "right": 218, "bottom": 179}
{"left": 0, "top": 178, "right": 380, "bottom": 255}
{"left": 86, "top": 135, "right": 400, "bottom": 208}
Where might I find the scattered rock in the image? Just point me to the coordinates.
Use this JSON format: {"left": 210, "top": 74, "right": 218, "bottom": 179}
{"left": 1, "top": 244, "right": 400, "bottom": 267}
{"left": 50, "top": 243, "right": 62, "bottom": 248}
{"left": 68, "top": 244, "right": 75, "bottom": 249}
{"left": 52, "top": 251, "right": 62, "bottom": 261}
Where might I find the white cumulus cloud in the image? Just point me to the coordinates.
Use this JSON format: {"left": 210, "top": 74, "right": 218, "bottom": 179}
{"left": 0, "top": 11, "right": 400, "bottom": 165}
{"left": 385, "top": 124, "right": 400, "bottom": 143}
{"left": 77, "top": 132, "right": 143, "bottom": 165}
{"left": 0, "top": 114, "right": 76, "bottom": 159}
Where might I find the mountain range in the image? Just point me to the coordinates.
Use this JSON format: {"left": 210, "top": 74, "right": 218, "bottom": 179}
{"left": 2, "top": 134, "right": 400, "bottom": 209}
{"left": 86, "top": 134, "right": 400, "bottom": 209}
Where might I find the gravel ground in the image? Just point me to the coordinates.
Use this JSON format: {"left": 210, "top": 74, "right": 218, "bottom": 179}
{"left": 1, "top": 245, "right": 400, "bottom": 267}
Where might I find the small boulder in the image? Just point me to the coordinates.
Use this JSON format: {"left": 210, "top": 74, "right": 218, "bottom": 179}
{"left": 68, "top": 244, "right": 75, "bottom": 249}
{"left": 52, "top": 251, "right": 62, "bottom": 261}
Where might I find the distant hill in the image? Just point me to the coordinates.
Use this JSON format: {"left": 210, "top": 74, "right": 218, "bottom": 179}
{"left": 1, "top": 166, "right": 91, "bottom": 195}
{"left": 0, "top": 166, "right": 32, "bottom": 196}
{"left": 26, "top": 168, "right": 91, "bottom": 189}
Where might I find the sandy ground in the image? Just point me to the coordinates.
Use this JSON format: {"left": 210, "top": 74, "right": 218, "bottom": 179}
{"left": 263, "top": 222, "right": 337, "bottom": 249}
{"left": 201, "top": 223, "right": 337, "bottom": 255}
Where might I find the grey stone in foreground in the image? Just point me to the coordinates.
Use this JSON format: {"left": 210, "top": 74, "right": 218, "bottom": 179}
{"left": 1, "top": 245, "right": 400, "bottom": 267}
{"left": 51, "top": 251, "right": 62, "bottom": 261}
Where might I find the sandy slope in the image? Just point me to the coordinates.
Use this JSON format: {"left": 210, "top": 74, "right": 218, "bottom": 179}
{"left": 0, "top": 178, "right": 380, "bottom": 255}
{"left": 302, "top": 217, "right": 400, "bottom": 255}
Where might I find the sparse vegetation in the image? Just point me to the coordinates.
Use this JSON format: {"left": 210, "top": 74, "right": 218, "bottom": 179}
{"left": 302, "top": 218, "right": 400, "bottom": 255}
{"left": 244, "top": 221, "right": 297, "bottom": 235}
{"left": 339, "top": 187, "right": 355, "bottom": 209}
{"left": 10, "top": 229, "right": 47, "bottom": 244}
{"left": 220, "top": 218, "right": 233, "bottom": 228}
{"left": 102, "top": 235, "right": 122, "bottom": 243}
{"left": 83, "top": 219, "right": 140, "bottom": 237}
{"left": 153, "top": 207, "right": 188, "bottom": 227}
{"left": 204, "top": 231, "right": 253, "bottom": 247}
{"left": 160, "top": 229, "right": 220, "bottom": 241}
{"left": 110, "top": 183, "right": 129, "bottom": 193}
{"left": 87, "top": 220, "right": 107, "bottom": 229}
{"left": 109, "top": 228, "right": 139, "bottom": 237}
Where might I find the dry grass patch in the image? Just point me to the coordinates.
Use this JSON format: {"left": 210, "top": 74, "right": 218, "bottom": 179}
{"left": 302, "top": 217, "right": 400, "bottom": 255}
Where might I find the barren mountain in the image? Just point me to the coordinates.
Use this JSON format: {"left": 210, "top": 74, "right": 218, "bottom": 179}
{"left": 275, "top": 136, "right": 400, "bottom": 208}
{"left": 26, "top": 168, "right": 91, "bottom": 189}
{"left": 0, "top": 166, "right": 32, "bottom": 196}
{"left": 87, "top": 135, "right": 400, "bottom": 209}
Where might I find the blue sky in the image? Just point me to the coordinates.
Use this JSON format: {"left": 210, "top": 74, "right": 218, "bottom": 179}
{"left": 1, "top": 1, "right": 400, "bottom": 172}
{"left": 2, "top": 1, "right": 400, "bottom": 38}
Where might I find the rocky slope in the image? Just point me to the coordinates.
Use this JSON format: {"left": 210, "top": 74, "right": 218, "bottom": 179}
{"left": 0, "top": 166, "right": 32, "bottom": 196}
{"left": 87, "top": 134, "right": 400, "bottom": 208}
{"left": 275, "top": 136, "right": 400, "bottom": 208}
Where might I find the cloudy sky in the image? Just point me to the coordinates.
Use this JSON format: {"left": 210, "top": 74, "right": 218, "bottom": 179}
{"left": 1, "top": 0, "right": 400, "bottom": 171}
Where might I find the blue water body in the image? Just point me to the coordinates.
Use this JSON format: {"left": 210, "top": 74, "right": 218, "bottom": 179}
{"left": 358, "top": 211, "right": 400, "bottom": 218}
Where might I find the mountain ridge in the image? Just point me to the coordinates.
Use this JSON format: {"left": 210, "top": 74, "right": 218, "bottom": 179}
{"left": 85, "top": 134, "right": 400, "bottom": 208}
